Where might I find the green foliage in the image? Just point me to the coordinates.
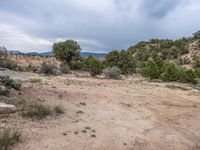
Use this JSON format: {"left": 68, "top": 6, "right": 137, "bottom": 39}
{"left": 182, "top": 69, "right": 197, "bottom": 84}
{"left": 0, "top": 76, "right": 22, "bottom": 91}
{"left": 160, "top": 62, "right": 181, "bottom": 82}
{"left": 193, "top": 31, "right": 200, "bottom": 39}
{"left": 105, "top": 50, "right": 136, "bottom": 74}
{"left": 0, "top": 128, "right": 21, "bottom": 150}
{"left": 104, "top": 66, "right": 121, "bottom": 79}
{"left": 140, "top": 59, "right": 160, "bottom": 79}
{"left": 27, "top": 79, "right": 42, "bottom": 83}
{"left": 27, "top": 64, "right": 38, "bottom": 73}
{"left": 193, "top": 57, "right": 200, "bottom": 69}
{"left": 195, "top": 69, "right": 200, "bottom": 78}
{"left": 53, "top": 40, "right": 81, "bottom": 65}
{"left": 160, "top": 62, "right": 197, "bottom": 84}
{"left": 22, "top": 102, "right": 64, "bottom": 119}
{"left": 70, "top": 60, "right": 84, "bottom": 70}
{"left": 84, "top": 56, "right": 103, "bottom": 77}
{"left": 53, "top": 106, "right": 65, "bottom": 115}
{"left": 128, "top": 39, "right": 188, "bottom": 61}
{"left": 0, "top": 87, "right": 10, "bottom": 96}
{"left": 60, "top": 63, "right": 70, "bottom": 74}
{"left": 22, "top": 103, "right": 51, "bottom": 119}
{"left": 40, "top": 62, "right": 58, "bottom": 75}
{"left": 0, "top": 59, "right": 19, "bottom": 71}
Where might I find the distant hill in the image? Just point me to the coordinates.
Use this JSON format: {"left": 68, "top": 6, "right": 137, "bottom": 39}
{"left": 8, "top": 51, "right": 107, "bottom": 58}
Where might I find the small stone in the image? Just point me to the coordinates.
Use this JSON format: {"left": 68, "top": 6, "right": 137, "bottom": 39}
{"left": 0, "top": 103, "right": 16, "bottom": 114}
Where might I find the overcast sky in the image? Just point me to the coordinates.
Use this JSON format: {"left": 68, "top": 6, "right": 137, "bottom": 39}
{"left": 0, "top": 0, "right": 200, "bottom": 53}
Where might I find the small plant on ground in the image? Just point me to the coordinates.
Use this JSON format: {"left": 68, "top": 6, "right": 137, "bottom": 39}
{"left": 22, "top": 103, "right": 51, "bottom": 119}
{"left": 22, "top": 102, "right": 64, "bottom": 119}
{"left": 53, "top": 106, "right": 65, "bottom": 115}
{"left": 27, "top": 79, "right": 42, "bottom": 83}
{"left": 0, "top": 76, "right": 22, "bottom": 91}
{"left": 104, "top": 66, "right": 121, "bottom": 79}
{"left": 40, "top": 62, "right": 58, "bottom": 75}
{"left": 27, "top": 64, "right": 38, "bottom": 73}
{"left": 0, "top": 87, "right": 10, "bottom": 96}
{"left": 60, "top": 63, "right": 70, "bottom": 74}
{"left": 0, "top": 128, "right": 21, "bottom": 150}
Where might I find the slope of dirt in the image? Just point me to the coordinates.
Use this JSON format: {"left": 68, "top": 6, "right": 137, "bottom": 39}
{"left": 1, "top": 70, "right": 200, "bottom": 150}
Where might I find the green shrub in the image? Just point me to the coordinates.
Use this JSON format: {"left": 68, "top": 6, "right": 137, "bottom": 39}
{"left": 0, "top": 87, "right": 10, "bottom": 96}
{"left": 0, "top": 76, "right": 22, "bottom": 91}
{"left": 22, "top": 103, "right": 51, "bottom": 119}
{"left": 105, "top": 50, "right": 136, "bottom": 74}
{"left": 27, "top": 64, "right": 38, "bottom": 73}
{"left": 1, "top": 76, "right": 22, "bottom": 90}
{"left": 160, "top": 62, "right": 180, "bottom": 82}
{"left": 0, "top": 128, "right": 21, "bottom": 150}
{"left": 140, "top": 59, "right": 160, "bottom": 80}
{"left": 195, "top": 69, "right": 200, "bottom": 78}
{"left": 60, "top": 63, "right": 70, "bottom": 74}
{"left": 84, "top": 56, "right": 103, "bottom": 77}
{"left": 0, "top": 59, "right": 18, "bottom": 70}
{"left": 193, "top": 57, "right": 200, "bottom": 69}
{"left": 178, "top": 69, "right": 197, "bottom": 84}
{"left": 40, "top": 62, "right": 58, "bottom": 75}
{"left": 22, "top": 103, "right": 64, "bottom": 119}
{"left": 53, "top": 106, "right": 65, "bottom": 115}
{"left": 104, "top": 66, "right": 121, "bottom": 79}
{"left": 28, "top": 79, "right": 42, "bottom": 83}
{"left": 70, "top": 61, "right": 84, "bottom": 70}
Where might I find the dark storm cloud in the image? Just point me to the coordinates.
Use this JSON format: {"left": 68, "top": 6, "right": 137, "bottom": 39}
{"left": 0, "top": 0, "right": 200, "bottom": 52}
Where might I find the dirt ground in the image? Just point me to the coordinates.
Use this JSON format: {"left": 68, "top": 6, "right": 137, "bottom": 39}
{"left": 1, "top": 70, "right": 200, "bottom": 150}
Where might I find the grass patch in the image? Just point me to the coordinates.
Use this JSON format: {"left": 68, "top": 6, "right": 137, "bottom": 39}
{"left": 166, "top": 84, "right": 190, "bottom": 91}
{"left": 53, "top": 105, "right": 65, "bottom": 115}
{"left": 27, "top": 79, "right": 42, "bottom": 83}
{"left": 0, "top": 128, "right": 21, "bottom": 150}
{"left": 22, "top": 102, "right": 64, "bottom": 119}
{"left": 22, "top": 103, "right": 51, "bottom": 119}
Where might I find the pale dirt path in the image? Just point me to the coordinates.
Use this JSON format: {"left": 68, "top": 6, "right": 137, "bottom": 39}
{"left": 1, "top": 71, "right": 200, "bottom": 150}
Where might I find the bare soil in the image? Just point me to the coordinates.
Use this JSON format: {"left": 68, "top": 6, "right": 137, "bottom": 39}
{"left": 1, "top": 70, "right": 200, "bottom": 150}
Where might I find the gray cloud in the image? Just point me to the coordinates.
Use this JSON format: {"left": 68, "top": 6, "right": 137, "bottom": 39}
{"left": 0, "top": 0, "right": 200, "bottom": 52}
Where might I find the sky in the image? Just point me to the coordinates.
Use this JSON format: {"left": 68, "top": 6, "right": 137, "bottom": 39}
{"left": 0, "top": 0, "right": 200, "bottom": 53}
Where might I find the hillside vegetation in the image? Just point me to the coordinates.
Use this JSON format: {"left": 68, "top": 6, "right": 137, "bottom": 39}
{"left": 1, "top": 31, "right": 200, "bottom": 84}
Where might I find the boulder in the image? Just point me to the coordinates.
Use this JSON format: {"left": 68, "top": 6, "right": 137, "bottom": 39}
{"left": 0, "top": 103, "right": 16, "bottom": 114}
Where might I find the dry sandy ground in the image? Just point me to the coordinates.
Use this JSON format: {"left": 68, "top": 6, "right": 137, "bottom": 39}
{"left": 1, "top": 70, "right": 200, "bottom": 150}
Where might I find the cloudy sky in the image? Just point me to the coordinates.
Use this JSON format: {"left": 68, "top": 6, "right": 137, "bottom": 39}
{"left": 0, "top": 0, "right": 200, "bottom": 53}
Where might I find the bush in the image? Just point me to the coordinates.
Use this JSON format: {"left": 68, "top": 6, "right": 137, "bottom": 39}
{"left": 193, "top": 57, "right": 200, "bottom": 69}
{"left": 22, "top": 103, "right": 64, "bottom": 119}
{"left": 160, "top": 62, "right": 180, "bottom": 82}
{"left": 105, "top": 50, "right": 136, "bottom": 74}
{"left": 179, "top": 69, "right": 197, "bottom": 84}
{"left": 0, "top": 76, "right": 22, "bottom": 91}
{"left": 140, "top": 59, "right": 160, "bottom": 80}
{"left": 22, "top": 103, "right": 51, "bottom": 119}
{"left": 0, "top": 59, "right": 18, "bottom": 70}
{"left": 84, "top": 56, "right": 103, "bottom": 77}
{"left": 0, "top": 87, "right": 10, "bottom": 96}
{"left": 53, "top": 106, "right": 65, "bottom": 115}
{"left": 60, "top": 63, "right": 70, "bottom": 74}
{"left": 27, "top": 64, "right": 38, "bottom": 73}
{"left": 195, "top": 69, "right": 200, "bottom": 78}
{"left": 40, "top": 62, "right": 58, "bottom": 75}
{"left": 27, "top": 79, "right": 42, "bottom": 83}
{"left": 160, "top": 62, "right": 197, "bottom": 84}
{"left": 0, "top": 128, "right": 21, "bottom": 150}
{"left": 104, "top": 66, "right": 121, "bottom": 79}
